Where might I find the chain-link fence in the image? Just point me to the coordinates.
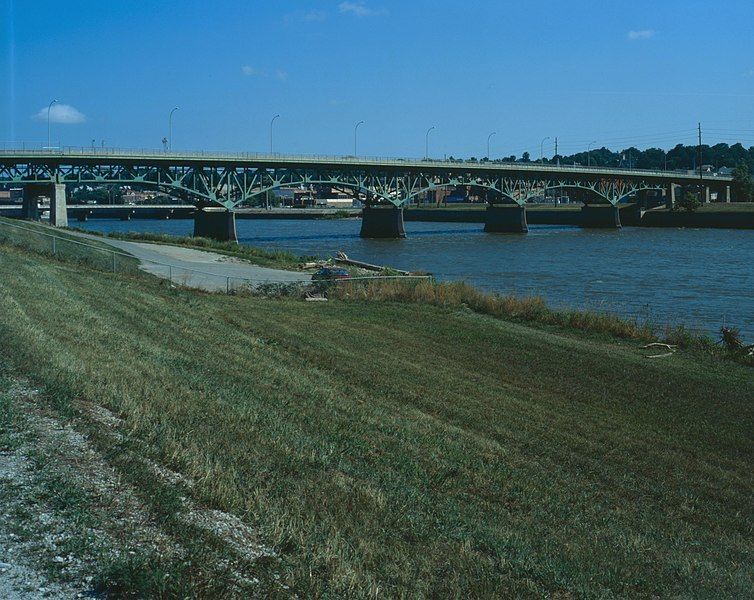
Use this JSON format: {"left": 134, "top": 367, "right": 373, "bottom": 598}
{"left": 0, "top": 218, "right": 432, "bottom": 294}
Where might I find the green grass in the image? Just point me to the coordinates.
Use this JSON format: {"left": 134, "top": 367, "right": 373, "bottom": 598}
{"left": 0, "top": 242, "right": 752, "bottom": 597}
{"left": 0, "top": 216, "right": 139, "bottom": 274}
{"left": 673, "top": 202, "right": 754, "bottom": 213}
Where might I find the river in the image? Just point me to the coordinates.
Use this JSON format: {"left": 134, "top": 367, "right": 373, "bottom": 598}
{"left": 76, "top": 218, "right": 754, "bottom": 340}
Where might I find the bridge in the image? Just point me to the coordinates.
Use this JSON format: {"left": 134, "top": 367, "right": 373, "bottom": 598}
{"left": 0, "top": 148, "right": 734, "bottom": 240}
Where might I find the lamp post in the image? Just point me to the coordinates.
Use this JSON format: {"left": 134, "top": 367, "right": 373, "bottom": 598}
{"left": 354, "top": 120, "right": 364, "bottom": 156}
{"left": 169, "top": 107, "right": 179, "bottom": 151}
{"left": 540, "top": 136, "right": 550, "bottom": 162}
{"left": 270, "top": 114, "right": 280, "bottom": 154}
{"left": 47, "top": 99, "right": 58, "bottom": 149}
{"left": 425, "top": 126, "right": 435, "bottom": 159}
{"left": 487, "top": 131, "right": 496, "bottom": 160}
{"left": 587, "top": 140, "right": 597, "bottom": 167}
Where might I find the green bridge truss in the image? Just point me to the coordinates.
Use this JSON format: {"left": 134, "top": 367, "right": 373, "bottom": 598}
{"left": 0, "top": 150, "right": 730, "bottom": 209}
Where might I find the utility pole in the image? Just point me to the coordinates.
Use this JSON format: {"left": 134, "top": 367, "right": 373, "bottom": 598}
{"left": 554, "top": 137, "right": 559, "bottom": 166}
{"left": 698, "top": 122, "right": 703, "bottom": 191}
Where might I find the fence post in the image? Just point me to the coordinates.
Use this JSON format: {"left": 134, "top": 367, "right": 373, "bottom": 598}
{"left": 169, "top": 265, "right": 172, "bottom": 284}
{"left": 51, "top": 235, "right": 57, "bottom": 256}
{"left": 112, "top": 251, "right": 116, "bottom": 273}
{"left": 226, "top": 276, "right": 230, "bottom": 294}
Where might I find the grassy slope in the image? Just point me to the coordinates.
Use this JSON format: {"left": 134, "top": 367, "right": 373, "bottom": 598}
{"left": 0, "top": 245, "right": 752, "bottom": 597}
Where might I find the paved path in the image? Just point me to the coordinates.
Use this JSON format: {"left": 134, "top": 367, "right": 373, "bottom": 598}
{"left": 68, "top": 231, "right": 312, "bottom": 292}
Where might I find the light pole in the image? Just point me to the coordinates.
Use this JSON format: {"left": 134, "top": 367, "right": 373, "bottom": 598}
{"left": 540, "top": 136, "right": 550, "bottom": 162}
{"left": 587, "top": 140, "right": 597, "bottom": 167}
{"left": 425, "top": 126, "right": 435, "bottom": 159}
{"left": 354, "top": 120, "right": 364, "bottom": 156}
{"left": 487, "top": 131, "right": 496, "bottom": 160}
{"left": 169, "top": 107, "right": 179, "bottom": 151}
{"left": 270, "top": 114, "right": 280, "bottom": 154}
{"left": 47, "top": 99, "right": 58, "bottom": 149}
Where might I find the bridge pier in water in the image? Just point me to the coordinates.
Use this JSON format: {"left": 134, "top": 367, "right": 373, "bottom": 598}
{"left": 483, "top": 204, "right": 528, "bottom": 233}
{"left": 22, "top": 183, "right": 67, "bottom": 227}
{"left": 194, "top": 207, "right": 238, "bottom": 242}
{"left": 360, "top": 205, "right": 406, "bottom": 238}
{"left": 580, "top": 204, "right": 621, "bottom": 229}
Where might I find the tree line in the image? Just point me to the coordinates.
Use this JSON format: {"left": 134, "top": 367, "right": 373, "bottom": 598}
{"left": 454, "top": 142, "right": 754, "bottom": 201}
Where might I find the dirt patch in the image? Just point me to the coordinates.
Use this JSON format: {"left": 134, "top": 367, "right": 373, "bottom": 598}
{"left": 0, "top": 366, "right": 285, "bottom": 598}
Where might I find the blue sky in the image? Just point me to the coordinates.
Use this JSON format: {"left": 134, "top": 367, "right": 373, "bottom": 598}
{"left": 3, "top": 0, "right": 754, "bottom": 157}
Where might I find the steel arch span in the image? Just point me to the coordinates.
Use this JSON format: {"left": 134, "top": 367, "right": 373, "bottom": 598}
{"left": 0, "top": 149, "right": 730, "bottom": 209}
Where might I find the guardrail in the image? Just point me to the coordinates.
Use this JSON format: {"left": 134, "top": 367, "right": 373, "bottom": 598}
{"left": 0, "top": 144, "right": 730, "bottom": 181}
{"left": 0, "top": 218, "right": 431, "bottom": 293}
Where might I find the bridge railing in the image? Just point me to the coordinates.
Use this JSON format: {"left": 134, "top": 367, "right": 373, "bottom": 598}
{"left": 0, "top": 217, "right": 431, "bottom": 294}
{"left": 0, "top": 143, "right": 725, "bottom": 180}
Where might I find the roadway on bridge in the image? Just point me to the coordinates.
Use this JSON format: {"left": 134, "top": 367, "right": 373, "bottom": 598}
{"left": 67, "top": 230, "right": 312, "bottom": 291}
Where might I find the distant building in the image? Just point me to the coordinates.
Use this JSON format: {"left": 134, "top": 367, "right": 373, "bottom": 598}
{"left": 315, "top": 191, "right": 354, "bottom": 208}
{"left": 0, "top": 188, "right": 23, "bottom": 204}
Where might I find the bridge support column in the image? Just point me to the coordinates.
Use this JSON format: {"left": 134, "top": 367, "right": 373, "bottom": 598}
{"left": 725, "top": 185, "right": 731, "bottom": 203}
{"left": 194, "top": 207, "right": 237, "bottom": 242}
{"left": 666, "top": 184, "right": 677, "bottom": 210}
{"left": 704, "top": 186, "right": 711, "bottom": 204}
{"left": 22, "top": 184, "right": 47, "bottom": 220}
{"left": 580, "top": 204, "right": 621, "bottom": 229}
{"left": 49, "top": 184, "right": 67, "bottom": 227}
{"left": 360, "top": 205, "right": 406, "bottom": 238}
{"left": 483, "top": 204, "right": 528, "bottom": 233}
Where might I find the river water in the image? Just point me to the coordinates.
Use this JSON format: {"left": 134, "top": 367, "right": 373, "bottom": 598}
{"left": 76, "top": 218, "right": 754, "bottom": 339}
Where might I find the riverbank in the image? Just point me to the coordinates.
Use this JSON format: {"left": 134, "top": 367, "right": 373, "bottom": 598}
{"left": 4, "top": 201, "right": 753, "bottom": 229}
{"left": 0, "top": 234, "right": 752, "bottom": 597}
{"left": 403, "top": 202, "right": 754, "bottom": 228}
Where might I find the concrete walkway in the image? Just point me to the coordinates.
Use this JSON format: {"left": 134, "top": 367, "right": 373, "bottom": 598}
{"left": 68, "top": 231, "right": 312, "bottom": 292}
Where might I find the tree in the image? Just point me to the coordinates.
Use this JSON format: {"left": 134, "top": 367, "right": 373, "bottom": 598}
{"left": 675, "top": 191, "right": 701, "bottom": 213}
{"left": 732, "top": 161, "right": 753, "bottom": 202}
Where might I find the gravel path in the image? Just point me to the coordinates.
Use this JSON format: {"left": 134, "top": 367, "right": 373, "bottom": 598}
{"left": 67, "top": 231, "right": 312, "bottom": 292}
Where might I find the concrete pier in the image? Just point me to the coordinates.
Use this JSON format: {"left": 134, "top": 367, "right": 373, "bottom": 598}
{"left": 194, "top": 207, "right": 238, "bottom": 242}
{"left": 580, "top": 204, "right": 622, "bottom": 229}
{"left": 49, "top": 184, "right": 68, "bottom": 227}
{"left": 483, "top": 204, "right": 528, "bottom": 233}
{"left": 360, "top": 206, "right": 406, "bottom": 238}
{"left": 666, "top": 184, "right": 678, "bottom": 210}
{"left": 22, "top": 184, "right": 49, "bottom": 220}
{"left": 21, "top": 183, "right": 67, "bottom": 227}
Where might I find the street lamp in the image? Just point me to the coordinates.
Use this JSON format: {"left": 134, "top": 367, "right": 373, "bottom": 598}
{"left": 354, "top": 120, "right": 364, "bottom": 156}
{"left": 270, "top": 114, "right": 280, "bottom": 154}
{"left": 487, "top": 131, "right": 496, "bottom": 160}
{"left": 587, "top": 140, "right": 597, "bottom": 167}
{"left": 540, "top": 136, "right": 550, "bottom": 162}
{"left": 169, "top": 107, "right": 179, "bottom": 151}
{"left": 47, "top": 99, "right": 58, "bottom": 149}
{"left": 425, "top": 126, "right": 436, "bottom": 159}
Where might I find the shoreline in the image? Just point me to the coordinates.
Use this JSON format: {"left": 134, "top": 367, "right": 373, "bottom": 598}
{"left": 3, "top": 203, "right": 754, "bottom": 229}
